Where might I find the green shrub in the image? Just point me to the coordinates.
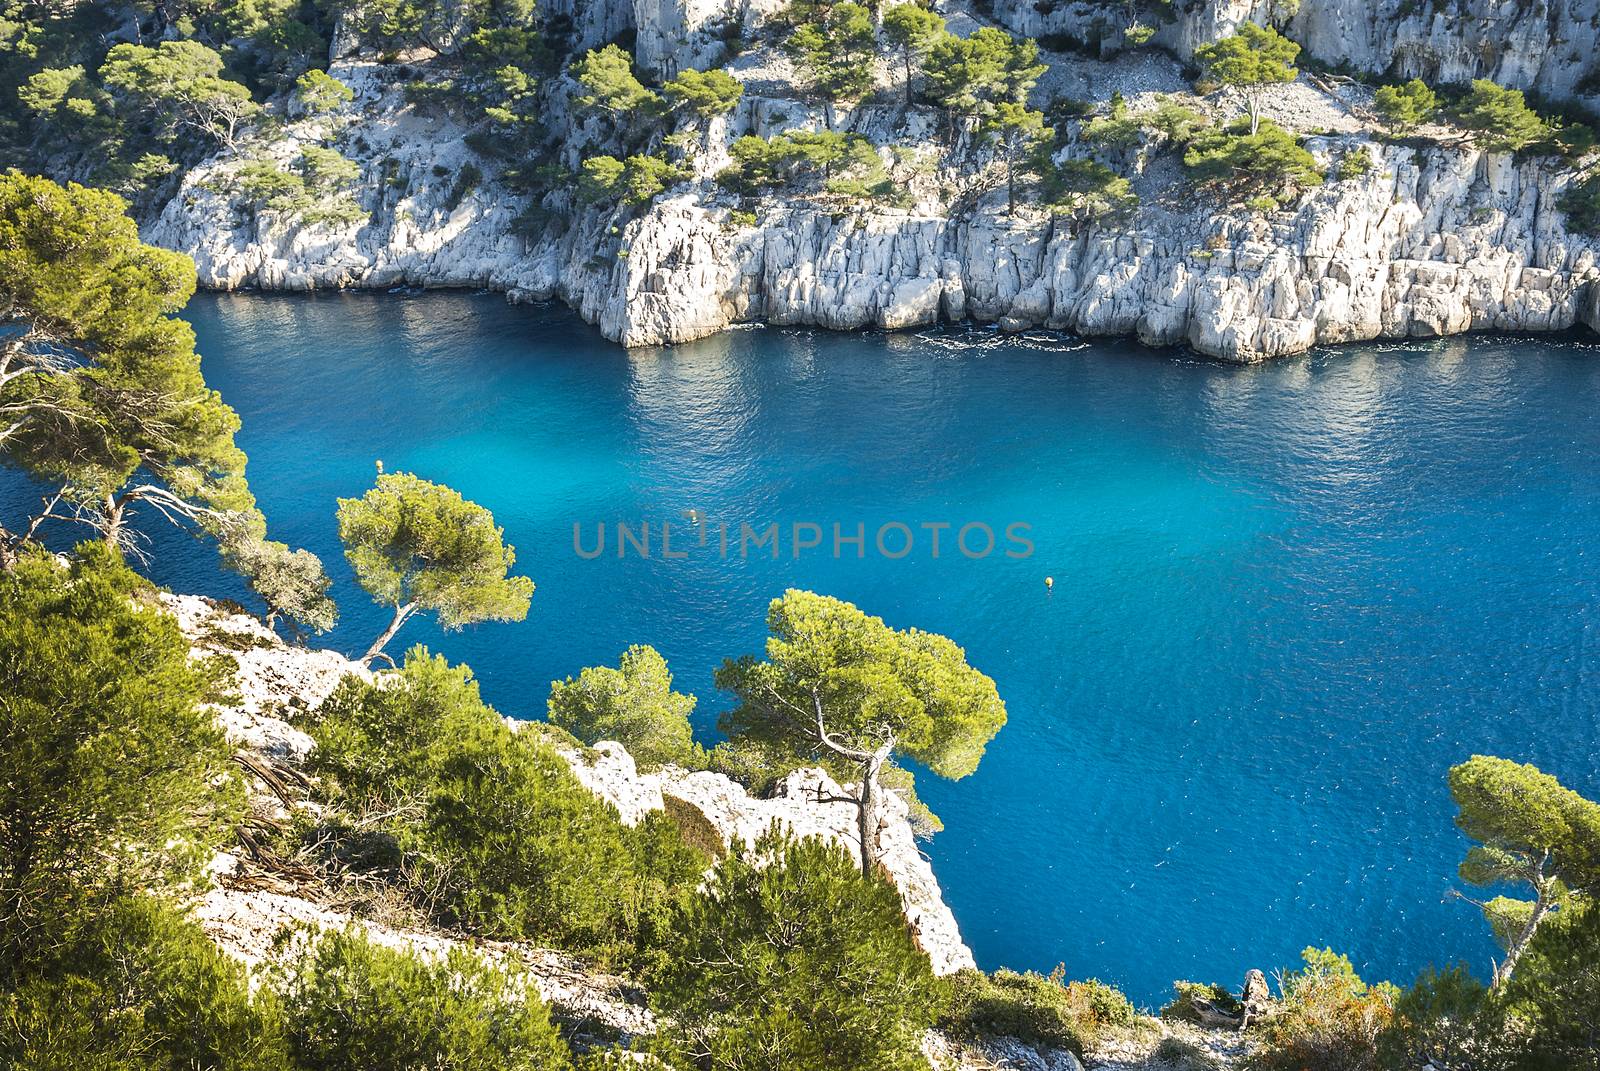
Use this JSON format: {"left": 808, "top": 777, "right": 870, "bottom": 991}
{"left": 1183, "top": 118, "right": 1324, "bottom": 197}
{"left": 718, "top": 130, "right": 894, "bottom": 201}
{"left": 1560, "top": 170, "right": 1600, "bottom": 235}
{"left": 1161, "top": 980, "right": 1241, "bottom": 1022}
{"left": 1372, "top": 78, "right": 1437, "bottom": 135}
{"left": 1245, "top": 948, "right": 1396, "bottom": 1071}
{"left": 548, "top": 645, "right": 701, "bottom": 768}
{"left": 307, "top": 648, "right": 492, "bottom": 814}
{"left": 940, "top": 967, "right": 1134, "bottom": 1055}
{"left": 307, "top": 650, "right": 706, "bottom": 965}
{"left": 1380, "top": 964, "right": 1514, "bottom": 1071}
{"left": 293, "top": 69, "right": 353, "bottom": 115}
{"left": 1500, "top": 898, "right": 1600, "bottom": 1068}
{"left": 0, "top": 547, "right": 241, "bottom": 979}
{"left": 1452, "top": 80, "right": 1550, "bottom": 152}
{"left": 653, "top": 828, "right": 938, "bottom": 1071}
{"left": 662, "top": 67, "right": 743, "bottom": 117}
{"left": 578, "top": 154, "right": 688, "bottom": 208}
{"left": 1144, "top": 96, "right": 1209, "bottom": 145}
{"left": 1337, "top": 147, "right": 1375, "bottom": 180}
{"left": 272, "top": 926, "right": 572, "bottom": 1071}
{"left": 0, "top": 895, "right": 285, "bottom": 1071}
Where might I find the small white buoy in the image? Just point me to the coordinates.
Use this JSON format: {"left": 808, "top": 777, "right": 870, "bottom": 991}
{"left": 375, "top": 459, "right": 384, "bottom": 474}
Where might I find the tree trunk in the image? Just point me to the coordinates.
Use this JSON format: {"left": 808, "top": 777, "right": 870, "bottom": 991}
{"left": 362, "top": 602, "right": 415, "bottom": 667}
{"left": 101, "top": 493, "right": 126, "bottom": 548}
{"left": 854, "top": 741, "right": 894, "bottom": 877}
{"left": 1493, "top": 891, "right": 1555, "bottom": 987}
{"left": 1248, "top": 91, "right": 1262, "bottom": 136}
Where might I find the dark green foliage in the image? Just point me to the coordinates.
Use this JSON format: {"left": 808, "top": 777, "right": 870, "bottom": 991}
{"left": 923, "top": 26, "right": 1046, "bottom": 118}
{"left": 0, "top": 895, "right": 286, "bottom": 1071}
{"left": 293, "top": 68, "right": 353, "bottom": 114}
{"left": 570, "top": 43, "right": 662, "bottom": 141}
{"left": 1042, "top": 157, "right": 1137, "bottom": 226}
{"left": 1182, "top": 118, "right": 1324, "bottom": 198}
{"left": 1372, "top": 78, "right": 1437, "bottom": 134}
{"left": 1337, "top": 146, "right": 1375, "bottom": 180}
{"left": 308, "top": 647, "right": 491, "bottom": 811}
{"left": 1381, "top": 901, "right": 1600, "bottom": 1070}
{"left": 662, "top": 67, "right": 743, "bottom": 117}
{"left": 577, "top": 153, "right": 689, "bottom": 208}
{"left": 306, "top": 649, "right": 707, "bottom": 966}
{"left": 653, "top": 828, "right": 939, "bottom": 1071}
{"left": 227, "top": 146, "right": 365, "bottom": 224}
{"left": 343, "top": 0, "right": 539, "bottom": 55}
{"left": 940, "top": 967, "right": 1136, "bottom": 1056}
{"left": 0, "top": 545, "right": 241, "bottom": 980}
{"left": 0, "top": 174, "right": 259, "bottom": 550}
{"left": 1449, "top": 755, "right": 1600, "bottom": 984}
{"left": 1560, "top": 170, "right": 1600, "bottom": 235}
{"left": 548, "top": 644, "right": 702, "bottom": 767}
{"left": 1453, "top": 80, "right": 1550, "bottom": 152}
{"left": 419, "top": 715, "right": 641, "bottom": 946}
{"left": 718, "top": 130, "right": 898, "bottom": 201}
{"left": 1381, "top": 964, "right": 1516, "bottom": 1071}
{"left": 779, "top": 0, "right": 876, "bottom": 101}
{"left": 272, "top": 926, "right": 573, "bottom": 1070}
{"left": 1142, "top": 96, "right": 1208, "bottom": 145}
{"left": 1499, "top": 898, "right": 1600, "bottom": 1067}
{"left": 1245, "top": 948, "right": 1396, "bottom": 1071}
{"left": 1082, "top": 93, "right": 1142, "bottom": 151}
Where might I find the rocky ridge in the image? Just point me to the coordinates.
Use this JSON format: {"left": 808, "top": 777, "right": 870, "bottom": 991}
{"left": 145, "top": 4, "right": 1600, "bottom": 363}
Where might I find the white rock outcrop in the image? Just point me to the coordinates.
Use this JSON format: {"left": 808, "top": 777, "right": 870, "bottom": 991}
{"left": 174, "top": 595, "right": 976, "bottom": 980}
{"left": 149, "top": 129, "right": 1600, "bottom": 362}
{"left": 564, "top": 740, "right": 977, "bottom": 976}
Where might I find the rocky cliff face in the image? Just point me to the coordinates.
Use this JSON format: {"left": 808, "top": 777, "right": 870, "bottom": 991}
{"left": 141, "top": 0, "right": 1600, "bottom": 361}
{"left": 913, "top": 0, "right": 1600, "bottom": 108}
{"left": 146, "top": 90, "right": 1600, "bottom": 362}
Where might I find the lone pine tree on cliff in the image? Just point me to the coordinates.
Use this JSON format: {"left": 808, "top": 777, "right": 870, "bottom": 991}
{"left": 1448, "top": 755, "right": 1600, "bottom": 986}
{"left": 337, "top": 469, "right": 534, "bottom": 666}
{"left": 716, "top": 589, "right": 1007, "bottom": 875}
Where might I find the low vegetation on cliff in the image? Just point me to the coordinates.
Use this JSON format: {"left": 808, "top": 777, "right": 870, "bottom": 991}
{"left": 3, "top": 0, "right": 1600, "bottom": 1065}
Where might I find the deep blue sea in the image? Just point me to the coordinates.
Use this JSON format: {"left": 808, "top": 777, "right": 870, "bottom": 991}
{"left": 10, "top": 291, "right": 1600, "bottom": 1006}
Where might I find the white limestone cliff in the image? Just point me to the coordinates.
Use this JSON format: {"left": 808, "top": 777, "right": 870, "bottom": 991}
{"left": 147, "top": 115, "right": 1600, "bottom": 362}
{"left": 140, "top": 0, "right": 1600, "bottom": 362}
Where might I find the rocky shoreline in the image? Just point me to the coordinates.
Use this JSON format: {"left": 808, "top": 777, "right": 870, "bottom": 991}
{"left": 139, "top": 0, "right": 1600, "bottom": 363}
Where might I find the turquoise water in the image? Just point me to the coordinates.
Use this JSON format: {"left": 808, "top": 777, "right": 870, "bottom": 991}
{"left": 10, "top": 291, "right": 1600, "bottom": 1005}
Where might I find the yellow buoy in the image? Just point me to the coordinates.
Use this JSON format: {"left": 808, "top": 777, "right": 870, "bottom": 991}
{"left": 1044, "top": 576, "right": 1054, "bottom": 589}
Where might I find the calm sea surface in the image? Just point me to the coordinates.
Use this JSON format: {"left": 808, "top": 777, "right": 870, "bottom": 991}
{"left": 11, "top": 291, "right": 1599, "bottom": 1005}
